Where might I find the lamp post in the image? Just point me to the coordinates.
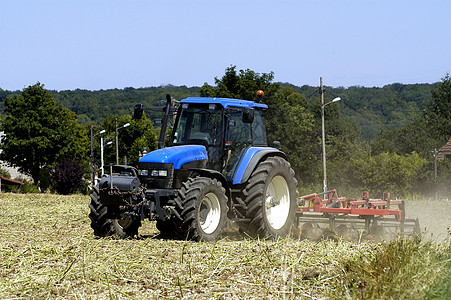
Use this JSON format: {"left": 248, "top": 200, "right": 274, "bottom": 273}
{"left": 90, "top": 127, "right": 106, "bottom": 185}
{"left": 115, "top": 118, "right": 130, "bottom": 165}
{"left": 100, "top": 138, "right": 113, "bottom": 176}
{"left": 320, "top": 77, "right": 341, "bottom": 194}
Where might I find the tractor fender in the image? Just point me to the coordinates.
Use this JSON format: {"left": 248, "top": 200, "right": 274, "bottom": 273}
{"left": 187, "top": 168, "right": 231, "bottom": 200}
{"left": 232, "top": 147, "right": 287, "bottom": 185}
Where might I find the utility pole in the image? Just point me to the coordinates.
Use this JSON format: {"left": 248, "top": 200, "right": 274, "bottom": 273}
{"left": 320, "top": 77, "right": 327, "bottom": 194}
{"left": 90, "top": 125, "right": 95, "bottom": 185}
{"left": 319, "top": 77, "right": 341, "bottom": 195}
{"left": 432, "top": 148, "right": 438, "bottom": 180}
{"left": 115, "top": 119, "right": 130, "bottom": 165}
{"left": 115, "top": 118, "right": 119, "bottom": 165}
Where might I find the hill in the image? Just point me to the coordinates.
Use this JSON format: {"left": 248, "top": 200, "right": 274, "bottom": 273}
{"left": 0, "top": 82, "right": 438, "bottom": 140}
{"left": 283, "top": 82, "right": 438, "bottom": 140}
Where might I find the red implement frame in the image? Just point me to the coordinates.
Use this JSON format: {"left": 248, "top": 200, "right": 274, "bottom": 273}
{"left": 297, "top": 189, "right": 405, "bottom": 222}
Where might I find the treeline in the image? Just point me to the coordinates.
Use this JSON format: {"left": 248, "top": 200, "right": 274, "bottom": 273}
{"left": 288, "top": 82, "right": 438, "bottom": 140}
{"left": 199, "top": 67, "right": 450, "bottom": 199}
{"left": 0, "top": 81, "right": 437, "bottom": 141}
{"left": 0, "top": 67, "right": 449, "bottom": 198}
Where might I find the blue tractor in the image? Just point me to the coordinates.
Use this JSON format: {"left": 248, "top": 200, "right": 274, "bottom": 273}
{"left": 89, "top": 92, "right": 298, "bottom": 241}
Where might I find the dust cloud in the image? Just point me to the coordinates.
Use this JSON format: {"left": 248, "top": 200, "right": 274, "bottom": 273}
{"left": 405, "top": 197, "right": 450, "bottom": 242}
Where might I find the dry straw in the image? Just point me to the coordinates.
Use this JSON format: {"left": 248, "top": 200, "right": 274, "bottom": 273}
{"left": 0, "top": 193, "right": 448, "bottom": 299}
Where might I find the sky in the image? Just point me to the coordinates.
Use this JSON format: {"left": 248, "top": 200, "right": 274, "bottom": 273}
{"left": 1, "top": 0, "right": 450, "bottom": 91}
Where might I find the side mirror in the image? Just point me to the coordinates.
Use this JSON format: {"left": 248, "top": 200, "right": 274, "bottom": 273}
{"left": 242, "top": 108, "right": 254, "bottom": 123}
{"left": 134, "top": 104, "right": 143, "bottom": 120}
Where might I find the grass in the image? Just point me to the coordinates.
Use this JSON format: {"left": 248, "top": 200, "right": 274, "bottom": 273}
{"left": 0, "top": 193, "right": 449, "bottom": 299}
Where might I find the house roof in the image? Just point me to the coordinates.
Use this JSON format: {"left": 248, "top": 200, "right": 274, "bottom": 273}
{"left": 439, "top": 138, "right": 451, "bottom": 153}
{"left": 0, "top": 174, "right": 23, "bottom": 186}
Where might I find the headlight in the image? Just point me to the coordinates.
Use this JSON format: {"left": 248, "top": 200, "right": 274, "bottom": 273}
{"left": 140, "top": 170, "right": 149, "bottom": 176}
{"left": 151, "top": 170, "right": 168, "bottom": 177}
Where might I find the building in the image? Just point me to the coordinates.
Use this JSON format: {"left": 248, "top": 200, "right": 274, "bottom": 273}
{"left": 0, "top": 174, "right": 23, "bottom": 192}
{"left": 438, "top": 138, "right": 451, "bottom": 160}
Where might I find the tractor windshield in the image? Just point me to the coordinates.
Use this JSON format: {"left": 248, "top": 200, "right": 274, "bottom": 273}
{"left": 172, "top": 103, "right": 223, "bottom": 147}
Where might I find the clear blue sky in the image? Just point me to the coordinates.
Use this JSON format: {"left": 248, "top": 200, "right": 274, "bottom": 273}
{"left": 1, "top": 0, "right": 450, "bottom": 91}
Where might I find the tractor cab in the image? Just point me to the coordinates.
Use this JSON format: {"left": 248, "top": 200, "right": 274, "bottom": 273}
{"left": 170, "top": 97, "right": 268, "bottom": 180}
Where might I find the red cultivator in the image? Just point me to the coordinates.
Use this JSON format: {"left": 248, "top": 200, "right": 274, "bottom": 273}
{"left": 295, "top": 190, "right": 421, "bottom": 241}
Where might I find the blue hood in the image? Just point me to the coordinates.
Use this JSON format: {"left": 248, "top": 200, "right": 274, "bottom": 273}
{"left": 139, "top": 145, "right": 208, "bottom": 169}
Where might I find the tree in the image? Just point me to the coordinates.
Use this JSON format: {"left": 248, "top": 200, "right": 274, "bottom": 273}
{"left": 0, "top": 83, "right": 89, "bottom": 187}
{"left": 97, "top": 114, "right": 157, "bottom": 167}
{"left": 200, "top": 67, "right": 316, "bottom": 186}
{"left": 424, "top": 73, "right": 451, "bottom": 144}
{"left": 200, "top": 65, "right": 279, "bottom": 100}
{"left": 263, "top": 86, "right": 316, "bottom": 185}
{"left": 52, "top": 157, "right": 86, "bottom": 195}
{"left": 371, "top": 73, "right": 450, "bottom": 157}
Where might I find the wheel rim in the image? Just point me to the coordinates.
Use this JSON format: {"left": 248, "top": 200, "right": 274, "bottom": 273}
{"left": 265, "top": 175, "right": 290, "bottom": 230}
{"left": 117, "top": 218, "right": 133, "bottom": 229}
{"left": 199, "top": 192, "right": 221, "bottom": 234}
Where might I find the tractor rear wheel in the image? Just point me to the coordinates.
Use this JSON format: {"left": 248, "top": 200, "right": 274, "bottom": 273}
{"left": 241, "top": 156, "right": 298, "bottom": 239}
{"left": 89, "top": 187, "right": 141, "bottom": 238}
{"left": 175, "top": 177, "right": 228, "bottom": 241}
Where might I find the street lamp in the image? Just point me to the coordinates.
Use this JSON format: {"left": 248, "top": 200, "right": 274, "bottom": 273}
{"left": 320, "top": 76, "right": 341, "bottom": 194}
{"left": 101, "top": 138, "right": 113, "bottom": 176}
{"left": 90, "top": 127, "right": 106, "bottom": 185}
{"left": 115, "top": 118, "right": 130, "bottom": 165}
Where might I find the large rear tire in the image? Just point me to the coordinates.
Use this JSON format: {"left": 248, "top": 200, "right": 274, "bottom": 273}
{"left": 89, "top": 187, "right": 141, "bottom": 238}
{"left": 174, "top": 177, "right": 228, "bottom": 241}
{"left": 241, "top": 156, "right": 298, "bottom": 239}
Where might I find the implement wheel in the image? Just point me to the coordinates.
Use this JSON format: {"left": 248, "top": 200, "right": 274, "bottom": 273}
{"left": 175, "top": 177, "right": 228, "bottom": 241}
{"left": 241, "top": 156, "right": 298, "bottom": 239}
{"left": 89, "top": 187, "right": 141, "bottom": 238}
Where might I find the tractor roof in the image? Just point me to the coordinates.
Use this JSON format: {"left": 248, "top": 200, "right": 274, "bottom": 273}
{"left": 180, "top": 97, "right": 268, "bottom": 109}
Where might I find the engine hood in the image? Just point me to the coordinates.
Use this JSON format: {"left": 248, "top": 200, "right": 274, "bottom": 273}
{"left": 139, "top": 145, "right": 208, "bottom": 169}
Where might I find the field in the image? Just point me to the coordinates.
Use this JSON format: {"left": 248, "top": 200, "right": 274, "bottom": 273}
{"left": 0, "top": 193, "right": 449, "bottom": 299}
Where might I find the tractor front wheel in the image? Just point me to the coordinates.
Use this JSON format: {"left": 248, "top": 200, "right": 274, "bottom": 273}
{"left": 241, "top": 156, "right": 298, "bottom": 239}
{"left": 175, "top": 177, "right": 228, "bottom": 241}
{"left": 89, "top": 187, "right": 141, "bottom": 238}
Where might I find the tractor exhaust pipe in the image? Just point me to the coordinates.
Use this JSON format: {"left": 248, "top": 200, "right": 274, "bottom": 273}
{"left": 158, "top": 94, "right": 172, "bottom": 149}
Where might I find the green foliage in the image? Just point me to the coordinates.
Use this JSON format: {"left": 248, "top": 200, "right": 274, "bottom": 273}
{"left": 363, "top": 152, "right": 427, "bottom": 197}
{"left": 52, "top": 158, "right": 86, "bottom": 195}
{"left": 286, "top": 82, "right": 435, "bottom": 141}
{"left": 1, "top": 71, "right": 448, "bottom": 197}
{"left": 264, "top": 87, "right": 316, "bottom": 184}
{"left": 332, "top": 151, "right": 428, "bottom": 198}
{"left": 0, "top": 83, "right": 89, "bottom": 187}
{"left": 0, "top": 166, "right": 11, "bottom": 178}
{"left": 372, "top": 75, "right": 450, "bottom": 157}
{"left": 424, "top": 243, "right": 451, "bottom": 299}
{"left": 335, "top": 239, "right": 450, "bottom": 299}
{"left": 424, "top": 73, "right": 451, "bottom": 144}
{"left": 200, "top": 66, "right": 319, "bottom": 186}
{"left": 94, "top": 113, "right": 157, "bottom": 167}
{"left": 52, "top": 85, "right": 200, "bottom": 124}
{"left": 200, "top": 65, "right": 279, "bottom": 100}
